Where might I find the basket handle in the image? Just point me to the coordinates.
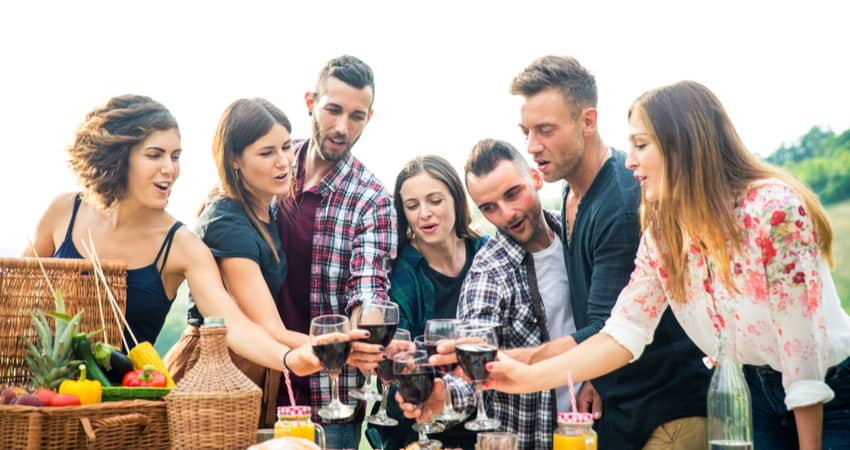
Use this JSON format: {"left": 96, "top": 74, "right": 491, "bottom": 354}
{"left": 81, "top": 413, "right": 152, "bottom": 447}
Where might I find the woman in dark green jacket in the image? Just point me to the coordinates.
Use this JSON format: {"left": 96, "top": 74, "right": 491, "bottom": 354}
{"left": 367, "top": 155, "right": 487, "bottom": 450}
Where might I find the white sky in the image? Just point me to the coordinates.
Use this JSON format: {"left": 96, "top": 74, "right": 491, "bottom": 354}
{"left": 1, "top": 0, "right": 848, "bottom": 255}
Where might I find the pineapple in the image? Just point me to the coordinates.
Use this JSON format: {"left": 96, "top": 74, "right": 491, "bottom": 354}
{"left": 21, "top": 290, "right": 84, "bottom": 390}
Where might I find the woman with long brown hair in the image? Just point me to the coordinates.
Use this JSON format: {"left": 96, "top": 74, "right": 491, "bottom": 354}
{"left": 165, "top": 98, "right": 377, "bottom": 426}
{"left": 479, "top": 81, "right": 850, "bottom": 449}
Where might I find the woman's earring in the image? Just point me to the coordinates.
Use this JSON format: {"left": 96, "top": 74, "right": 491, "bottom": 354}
{"left": 234, "top": 169, "right": 240, "bottom": 182}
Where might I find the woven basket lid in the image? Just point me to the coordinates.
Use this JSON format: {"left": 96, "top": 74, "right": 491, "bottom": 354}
{"left": 558, "top": 412, "right": 594, "bottom": 424}
{"left": 277, "top": 406, "right": 311, "bottom": 417}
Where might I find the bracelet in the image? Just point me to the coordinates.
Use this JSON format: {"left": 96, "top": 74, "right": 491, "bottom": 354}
{"left": 283, "top": 349, "right": 294, "bottom": 373}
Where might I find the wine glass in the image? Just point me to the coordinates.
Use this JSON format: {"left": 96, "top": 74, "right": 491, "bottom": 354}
{"left": 310, "top": 314, "right": 354, "bottom": 420}
{"left": 424, "top": 318, "right": 466, "bottom": 422}
{"left": 351, "top": 301, "right": 400, "bottom": 401}
{"left": 457, "top": 322, "right": 500, "bottom": 431}
{"left": 394, "top": 350, "right": 444, "bottom": 450}
{"left": 367, "top": 328, "right": 413, "bottom": 426}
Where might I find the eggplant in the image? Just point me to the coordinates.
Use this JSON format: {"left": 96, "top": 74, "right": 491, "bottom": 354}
{"left": 94, "top": 341, "right": 134, "bottom": 384}
{"left": 104, "top": 350, "right": 134, "bottom": 384}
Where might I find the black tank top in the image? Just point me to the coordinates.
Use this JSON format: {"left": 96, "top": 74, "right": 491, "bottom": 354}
{"left": 54, "top": 194, "right": 181, "bottom": 348}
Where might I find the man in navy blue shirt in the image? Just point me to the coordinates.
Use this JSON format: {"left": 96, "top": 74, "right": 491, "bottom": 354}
{"left": 511, "top": 55, "right": 711, "bottom": 450}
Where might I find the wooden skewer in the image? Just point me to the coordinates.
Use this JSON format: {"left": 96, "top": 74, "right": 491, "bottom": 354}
{"left": 26, "top": 235, "right": 56, "bottom": 301}
{"left": 85, "top": 231, "right": 108, "bottom": 346}
{"left": 80, "top": 235, "right": 135, "bottom": 350}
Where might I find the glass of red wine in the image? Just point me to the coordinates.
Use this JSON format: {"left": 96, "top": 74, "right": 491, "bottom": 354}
{"left": 310, "top": 314, "right": 354, "bottom": 420}
{"left": 424, "top": 318, "right": 466, "bottom": 422}
{"left": 367, "top": 328, "right": 413, "bottom": 426}
{"left": 394, "top": 349, "right": 444, "bottom": 450}
{"left": 457, "top": 322, "right": 500, "bottom": 431}
{"left": 351, "top": 301, "right": 399, "bottom": 401}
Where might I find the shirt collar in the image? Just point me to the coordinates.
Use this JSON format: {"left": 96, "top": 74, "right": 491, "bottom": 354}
{"left": 492, "top": 210, "right": 562, "bottom": 267}
{"left": 292, "top": 139, "right": 356, "bottom": 195}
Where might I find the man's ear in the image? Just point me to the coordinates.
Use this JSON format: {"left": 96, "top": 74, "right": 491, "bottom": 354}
{"left": 367, "top": 108, "right": 374, "bottom": 122}
{"left": 305, "top": 91, "right": 316, "bottom": 114}
{"left": 581, "top": 107, "right": 598, "bottom": 136}
{"left": 530, "top": 167, "right": 544, "bottom": 190}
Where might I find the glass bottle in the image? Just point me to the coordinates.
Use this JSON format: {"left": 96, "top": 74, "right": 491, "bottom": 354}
{"left": 707, "top": 331, "right": 753, "bottom": 450}
{"left": 274, "top": 406, "right": 326, "bottom": 449}
{"left": 553, "top": 412, "right": 597, "bottom": 450}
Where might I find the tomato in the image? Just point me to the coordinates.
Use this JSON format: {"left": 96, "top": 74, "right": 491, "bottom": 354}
{"left": 33, "top": 388, "right": 57, "bottom": 406}
{"left": 49, "top": 393, "right": 81, "bottom": 406}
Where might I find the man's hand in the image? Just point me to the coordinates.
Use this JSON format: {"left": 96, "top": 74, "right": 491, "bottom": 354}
{"left": 395, "top": 378, "right": 447, "bottom": 421}
{"left": 576, "top": 380, "right": 602, "bottom": 420}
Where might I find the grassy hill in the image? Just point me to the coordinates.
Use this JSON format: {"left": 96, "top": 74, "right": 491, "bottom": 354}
{"left": 826, "top": 199, "right": 850, "bottom": 314}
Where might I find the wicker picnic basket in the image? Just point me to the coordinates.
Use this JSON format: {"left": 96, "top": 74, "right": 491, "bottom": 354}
{"left": 0, "top": 257, "right": 128, "bottom": 386}
{"left": 0, "top": 399, "right": 169, "bottom": 450}
{"left": 166, "top": 318, "right": 262, "bottom": 449}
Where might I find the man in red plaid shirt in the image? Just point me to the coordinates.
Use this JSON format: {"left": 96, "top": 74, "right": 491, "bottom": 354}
{"left": 275, "top": 55, "right": 397, "bottom": 449}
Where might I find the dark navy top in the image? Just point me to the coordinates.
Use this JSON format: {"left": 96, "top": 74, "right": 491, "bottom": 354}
{"left": 561, "top": 150, "right": 709, "bottom": 449}
{"left": 54, "top": 194, "right": 181, "bottom": 348}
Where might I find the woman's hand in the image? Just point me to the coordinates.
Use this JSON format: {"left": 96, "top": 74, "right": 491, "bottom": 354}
{"left": 285, "top": 342, "right": 322, "bottom": 376}
{"left": 346, "top": 329, "right": 382, "bottom": 374}
{"left": 482, "top": 351, "right": 534, "bottom": 394}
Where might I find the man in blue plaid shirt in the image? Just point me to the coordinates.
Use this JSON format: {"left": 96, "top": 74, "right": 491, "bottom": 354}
{"left": 275, "top": 55, "right": 397, "bottom": 449}
{"left": 400, "top": 138, "right": 576, "bottom": 449}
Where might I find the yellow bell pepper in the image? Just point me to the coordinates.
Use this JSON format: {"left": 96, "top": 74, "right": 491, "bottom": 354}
{"left": 59, "top": 364, "right": 102, "bottom": 405}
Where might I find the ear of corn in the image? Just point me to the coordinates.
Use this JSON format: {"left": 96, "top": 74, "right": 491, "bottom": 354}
{"left": 128, "top": 341, "right": 175, "bottom": 387}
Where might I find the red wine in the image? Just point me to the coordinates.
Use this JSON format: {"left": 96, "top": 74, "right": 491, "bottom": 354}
{"left": 376, "top": 359, "right": 394, "bottom": 383}
{"left": 360, "top": 322, "right": 398, "bottom": 346}
{"left": 396, "top": 371, "right": 435, "bottom": 405}
{"left": 456, "top": 343, "right": 497, "bottom": 381}
{"left": 312, "top": 341, "right": 351, "bottom": 372}
{"left": 425, "top": 342, "right": 457, "bottom": 375}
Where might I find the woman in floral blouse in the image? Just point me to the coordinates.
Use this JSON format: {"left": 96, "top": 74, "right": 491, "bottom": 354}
{"left": 483, "top": 81, "right": 850, "bottom": 450}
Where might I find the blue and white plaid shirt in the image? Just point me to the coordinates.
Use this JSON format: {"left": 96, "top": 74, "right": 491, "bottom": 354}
{"left": 448, "top": 210, "right": 561, "bottom": 450}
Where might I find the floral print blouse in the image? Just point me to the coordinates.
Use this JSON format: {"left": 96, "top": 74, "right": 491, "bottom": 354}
{"left": 602, "top": 179, "right": 850, "bottom": 409}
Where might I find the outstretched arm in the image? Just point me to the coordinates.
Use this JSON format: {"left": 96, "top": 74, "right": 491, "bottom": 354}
{"left": 484, "top": 332, "right": 632, "bottom": 394}
{"left": 173, "top": 228, "right": 369, "bottom": 375}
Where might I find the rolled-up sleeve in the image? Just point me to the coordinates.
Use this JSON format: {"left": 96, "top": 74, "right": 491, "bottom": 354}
{"left": 600, "top": 233, "right": 669, "bottom": 362}
{"left": 345, "top": 194, "right": 397, "bottom": 313}
{"left": 750, "top": 185, "right": 833, "bottom": 409}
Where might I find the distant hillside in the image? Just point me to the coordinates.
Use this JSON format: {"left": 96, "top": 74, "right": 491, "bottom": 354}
{"left": 826, "top": 200, "right": 850, "bottom": 314}
{"left": 767, "top": 126, "right": 850, "bottom": 205}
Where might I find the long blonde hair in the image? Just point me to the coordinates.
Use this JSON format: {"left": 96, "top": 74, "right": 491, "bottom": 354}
{"left": 629, "top": 81, "right": 833, "bottom": 303}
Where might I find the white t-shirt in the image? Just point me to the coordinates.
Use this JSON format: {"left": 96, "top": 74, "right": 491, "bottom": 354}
{"left": 532, "top": 234, "right": 578, "bottom": 412}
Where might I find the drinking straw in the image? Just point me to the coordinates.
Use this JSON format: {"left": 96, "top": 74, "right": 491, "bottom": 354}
{"left": 283, "top": 369, "right": 296, "bottom": 406}
{"left": 567, "top": 371, "right": 578, "bottom": 414}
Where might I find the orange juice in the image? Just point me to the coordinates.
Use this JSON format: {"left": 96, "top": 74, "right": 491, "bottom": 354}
{"left": 553, "top": 434, "right": 597, "bottom": 450}
{"left": 554, "top": 412, "right": 597, "bottom": 450}
{"left": 274, "top": 406, "right": 323, "bottom": 444}
{"left": 274, "top": 419, "right": 315, "bottom": 441}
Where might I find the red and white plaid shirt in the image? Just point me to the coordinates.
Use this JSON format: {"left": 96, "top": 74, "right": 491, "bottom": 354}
{"left": 286, "top": 140, "right": 397, "bottom": 423}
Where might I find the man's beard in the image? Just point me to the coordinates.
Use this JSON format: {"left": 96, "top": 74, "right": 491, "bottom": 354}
{"left": 311, "top": 116, "right": 361, "bottom": 162}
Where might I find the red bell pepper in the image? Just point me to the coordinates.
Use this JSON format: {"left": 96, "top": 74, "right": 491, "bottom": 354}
{"left": 122, "top": 364, "right": 168, "bottom": 387}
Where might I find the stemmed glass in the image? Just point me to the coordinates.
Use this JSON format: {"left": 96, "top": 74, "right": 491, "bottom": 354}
{"left": 310, "top": 314, "right": 355, "bottom": 420}
{"left": 351, "top": 301, "right": 399, "bottom": 401}
{"left": 394, "top": 350, "right": 444, "bottom": 450}
{"left": 367, "top": 328, "right": 413, "bottom": 426}
{"left": 424, "top": 319, "right": 466, "bottom": 422}
{"left": 457, "top": 322, "right": 500, "bottom": 431}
